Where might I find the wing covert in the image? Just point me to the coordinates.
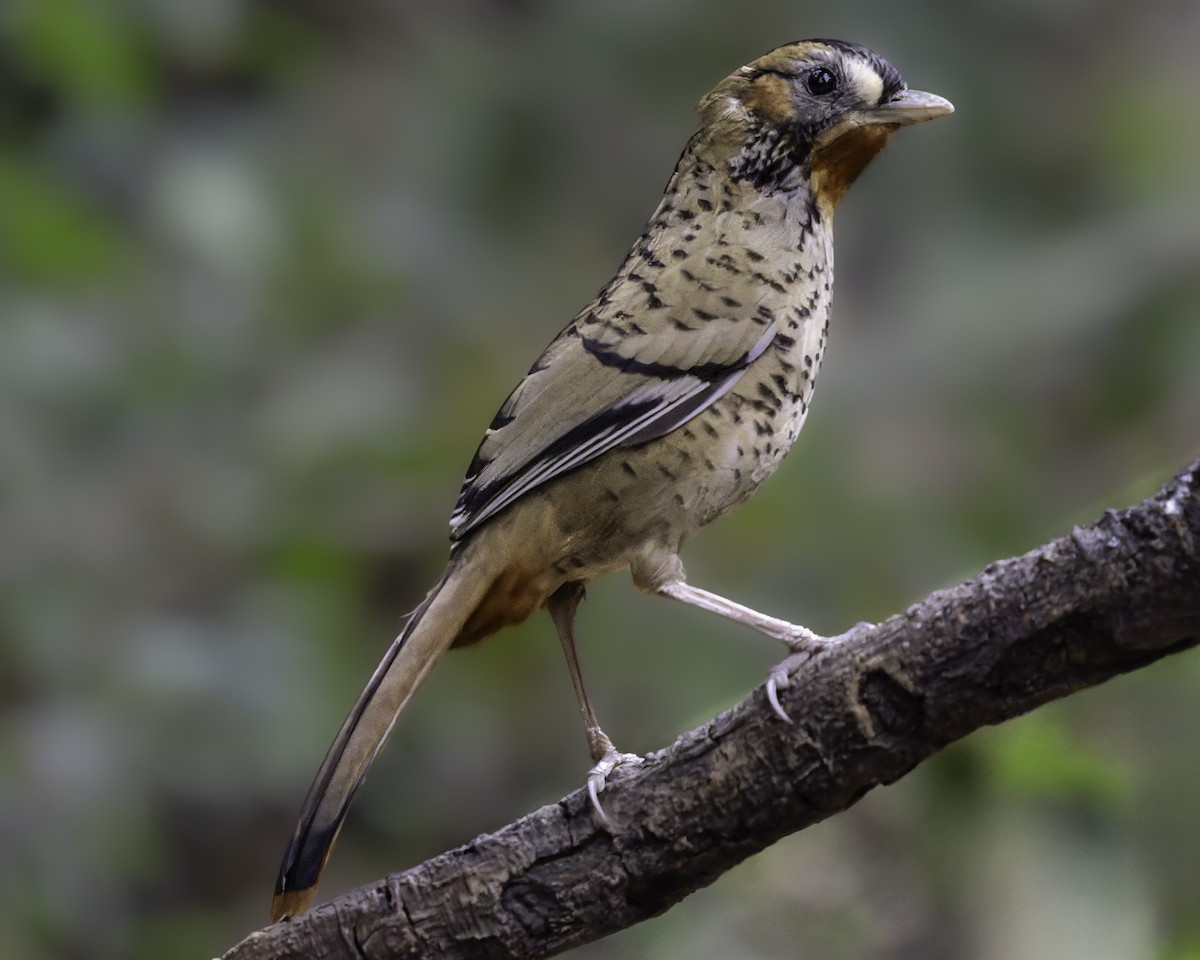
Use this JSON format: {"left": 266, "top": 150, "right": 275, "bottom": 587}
{"left": 448, "top": 302, "right": 776, "bottom": 539}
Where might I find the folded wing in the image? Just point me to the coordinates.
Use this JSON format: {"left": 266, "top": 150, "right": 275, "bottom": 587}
{"left": 450, "top": 297, "right": 777, "bottom": 539}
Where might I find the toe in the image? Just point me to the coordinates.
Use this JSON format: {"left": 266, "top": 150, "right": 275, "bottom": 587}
{"left": 586, "top": 751, "right": 644, "bottom": 827}
{"left": 588, "top": 772, "right": 612, "bottom": 827}
{"left": 782, "top": 624, "right": 829, "bottom": 653}
{"left": 766, "top": 667, "right": 792, "bottom": 723}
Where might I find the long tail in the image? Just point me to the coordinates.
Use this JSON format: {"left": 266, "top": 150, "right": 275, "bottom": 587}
{"left": 270, "top": 543, "right": 498, "bottom": 922}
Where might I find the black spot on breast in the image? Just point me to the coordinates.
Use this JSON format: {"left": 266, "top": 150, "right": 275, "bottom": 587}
{"left": 751, "top": 272, "right": 787, "bottom": 294}
{"left": 705, "top": 256, "right": 743, "bottom": 277}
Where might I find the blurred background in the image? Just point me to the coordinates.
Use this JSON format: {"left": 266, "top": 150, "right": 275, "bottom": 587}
{"left": 1, "top": 1, "right": 1198, "bottom": 958}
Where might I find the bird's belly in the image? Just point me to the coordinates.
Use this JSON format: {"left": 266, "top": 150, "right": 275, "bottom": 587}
{"left": 530, "top": 358, "right": 814, "bottom": 586}
{"left": 685, "top": 372, "right": 811, "bottom": 524}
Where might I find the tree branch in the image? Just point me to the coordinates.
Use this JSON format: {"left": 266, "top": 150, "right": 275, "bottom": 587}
{"left": 224, "top": 457, "right": 1200, "bottom": 960}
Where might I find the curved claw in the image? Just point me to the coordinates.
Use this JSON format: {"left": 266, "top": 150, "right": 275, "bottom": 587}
{"left": 587, "top": 751, "right": 644, "bottom": 828}
{"left": 588, "top": 774, "right": 610, "bottom": 827}
{"left": 766, "top": 667, "right": 792, "bottom": 723}
{"left": 767, "top": 620, "right": 876, "bottom": 723}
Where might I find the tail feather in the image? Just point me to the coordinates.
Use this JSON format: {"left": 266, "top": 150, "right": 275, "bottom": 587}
{"left": 270, "top": 546, "right": 496, "bottom": 921}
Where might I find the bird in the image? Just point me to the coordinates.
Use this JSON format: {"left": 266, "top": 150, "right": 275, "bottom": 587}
{"left": 270, "top": 38, "right": 952, "bottom": 922}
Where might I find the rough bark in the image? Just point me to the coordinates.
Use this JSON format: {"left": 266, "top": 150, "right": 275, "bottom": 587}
{"left": 224, "top": 457, "right": 1200, "bottom": 960}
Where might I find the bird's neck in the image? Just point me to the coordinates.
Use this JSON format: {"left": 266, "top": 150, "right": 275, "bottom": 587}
{"left": 633, "top": 138, "right": 832, "bottom": 284}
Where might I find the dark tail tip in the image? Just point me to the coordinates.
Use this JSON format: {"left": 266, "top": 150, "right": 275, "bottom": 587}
{"left": 271, "top": 817, "right": 341, "bottom": 922}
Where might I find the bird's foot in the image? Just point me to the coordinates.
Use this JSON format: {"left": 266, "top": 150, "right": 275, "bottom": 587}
{"left": 587, "top": 747, "right": 644, "bottom": 828}
{"left": 767, "top": 620, "right": 875, "bottom": 722}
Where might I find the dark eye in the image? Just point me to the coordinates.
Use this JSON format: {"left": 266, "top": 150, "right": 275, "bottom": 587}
{"left": 806, "top": 67, "right": 837, "bottom": 95}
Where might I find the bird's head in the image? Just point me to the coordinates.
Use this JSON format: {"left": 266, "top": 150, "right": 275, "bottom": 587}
{"left": 697, "top": 39, "right": 953, "bottom": 211}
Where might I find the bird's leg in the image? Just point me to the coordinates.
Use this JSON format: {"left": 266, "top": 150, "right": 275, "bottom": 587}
{"left": 656, "top": 580, "right": 830, "bottom": 647}
{"left": 655, "top": 580, "right": 870, "bottom": 723}
{"left": 547, "top": 581, "right": 643, "bottom": 826}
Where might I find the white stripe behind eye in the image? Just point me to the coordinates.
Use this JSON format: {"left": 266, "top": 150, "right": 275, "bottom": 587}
{"left": 842, "top": 57, "right": 884, "bottom": 106}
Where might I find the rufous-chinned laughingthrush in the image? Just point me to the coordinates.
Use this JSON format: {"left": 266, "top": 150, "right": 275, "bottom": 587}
{"left": 271, "top": 38, "right": 952, "bottom": 921}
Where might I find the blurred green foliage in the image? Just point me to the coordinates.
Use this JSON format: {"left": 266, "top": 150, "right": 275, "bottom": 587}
{"left": 979, "top": 711, "right": 1133, "bottom": 811}
{"left": 0, "top": 156, "right": 131, "bottom": 282}
{"left": 12, "top": 0, "right": 154, "bottom": 111}
{"left": 1, "top": 2, "right": 1197, "bottom": 959}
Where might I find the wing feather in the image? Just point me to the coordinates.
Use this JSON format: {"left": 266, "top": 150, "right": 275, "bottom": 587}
{"left": 448, "top": 309, "right": 775, "bottom": 539}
